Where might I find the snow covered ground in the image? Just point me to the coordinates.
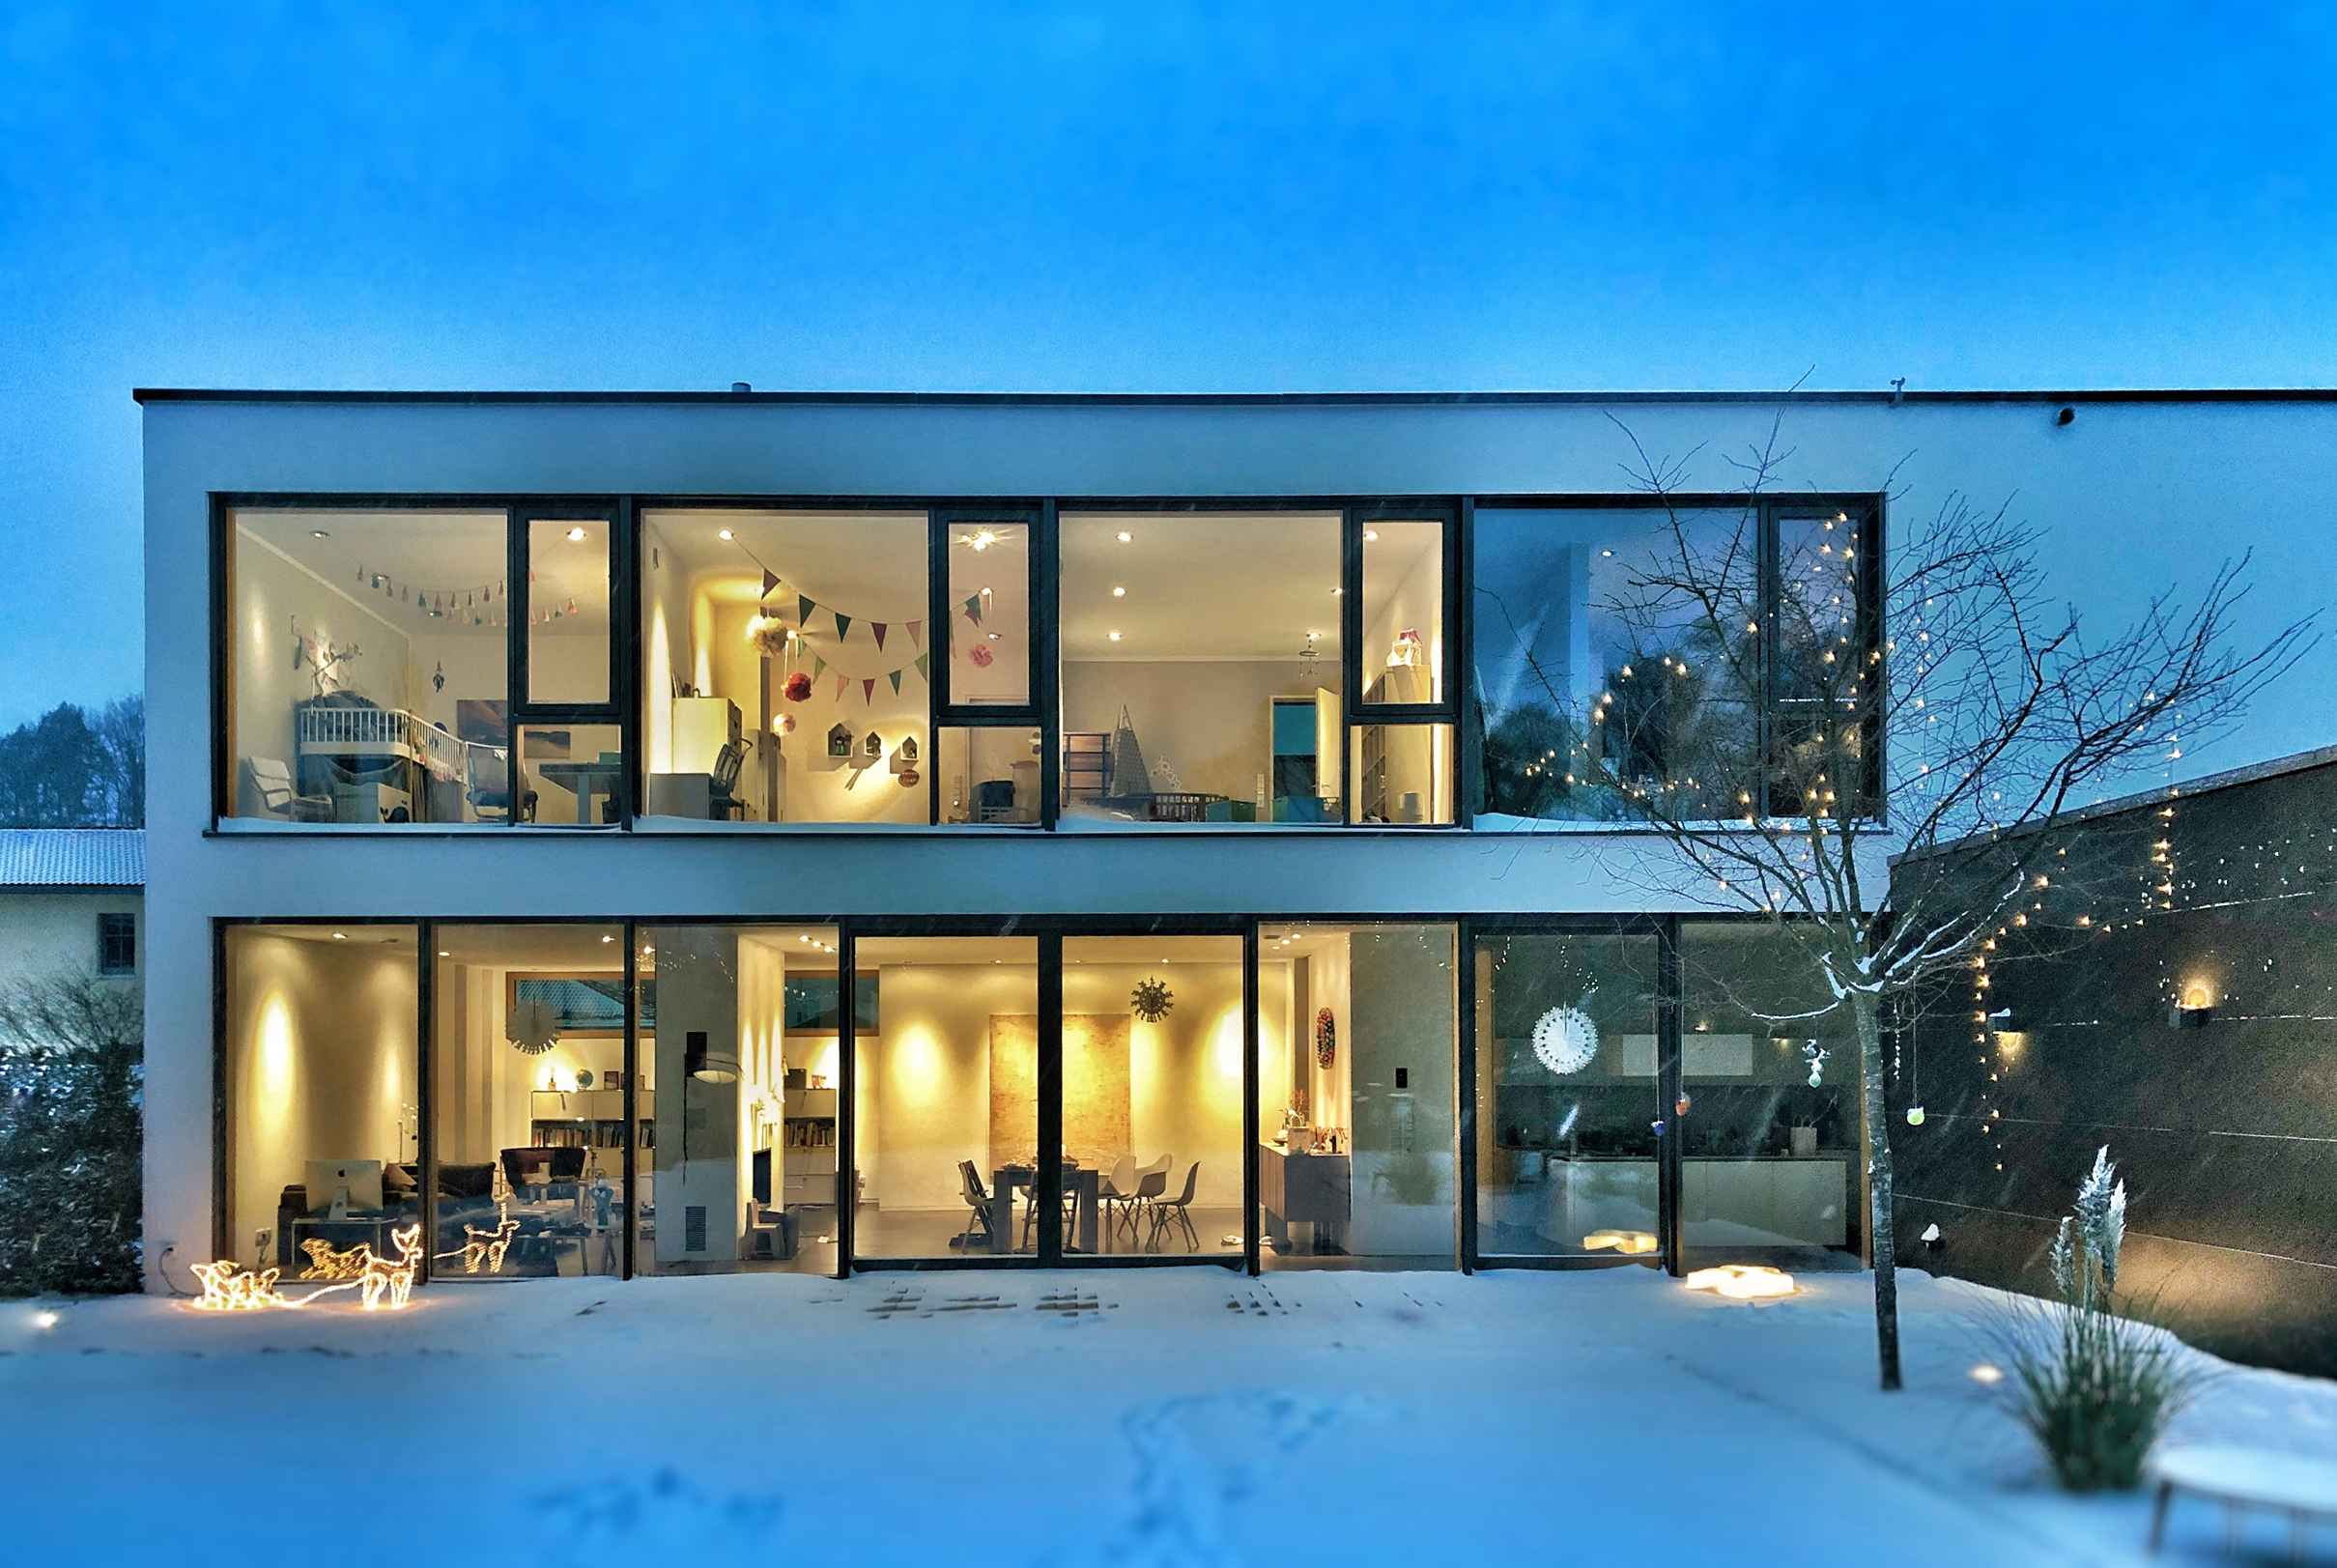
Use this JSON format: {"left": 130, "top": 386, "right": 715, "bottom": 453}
{"left": 4, "top": 1265, "right": 2332, "bottom": 1566}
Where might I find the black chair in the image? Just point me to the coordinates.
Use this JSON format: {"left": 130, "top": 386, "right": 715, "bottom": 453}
{"left": 707, "top": 739, "right": 747, "bottom": 820}
{"left": 956, "top": 1160, "right": 996, "bottom": 1250}
{"left": 1019, "top": 1160, "right": 1079, "bottom": 1250}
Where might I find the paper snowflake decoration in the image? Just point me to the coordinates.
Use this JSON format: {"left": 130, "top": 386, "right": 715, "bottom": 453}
{"left": 506, "top": 997, "right": 560, "bottom": 1056}
{"left": 1532, "top": 1002, "right": 1600, "bottom": 1075}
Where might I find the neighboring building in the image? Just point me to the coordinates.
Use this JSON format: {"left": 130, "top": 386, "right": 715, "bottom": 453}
{"left": 0, "top": 828, "right": 144, "bottom": 988}
{"left": 1895, "top": 747, "right": 2337, "bottom": 1377}
{"left": 133, "top": 386, "right": 2336, "bottom": 1297}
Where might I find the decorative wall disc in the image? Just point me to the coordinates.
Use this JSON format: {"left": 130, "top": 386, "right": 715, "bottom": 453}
{"left": 1531, "top": 1002, "right": 1599, "bottom": 1074}
{"left": 506, "top": 997, "right": 559, "bottom": 1056}
{"left": 1314, "top": 1007, "right": 1337, "bottom": 1069}
{"left": 1130, "top": 976, "right": 1175, "bottom": 1023}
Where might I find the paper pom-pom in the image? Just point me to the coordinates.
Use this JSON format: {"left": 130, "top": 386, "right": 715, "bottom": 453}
{"left": 784, "top": 670, "right": 813, "bottom": 702}
{"left": 968, "top": 643, "right": 995, "bottom": 668}
{"left": 779, "top": 713, "right": 797, "bottom": 735}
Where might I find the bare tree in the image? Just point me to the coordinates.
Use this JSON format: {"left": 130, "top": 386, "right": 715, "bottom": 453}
{"left": 1478, "top": 413, "right": 2315, "bottom": 1389}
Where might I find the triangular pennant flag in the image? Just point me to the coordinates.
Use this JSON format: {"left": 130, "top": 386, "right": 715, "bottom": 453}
{"left": 861, "top": 678, "right": 876, "bottom": 705}
{"left": 833, "top": 674, "right": 848, "bottom": 701}
{"left": 907, "top": 619, "right": 924, "bottom": 648}
{"left": 963, "top": 594, "right": 983, "bottom": 627}
{"left": 888, "top": 669, "right": 903, "bottom": 696}
{"left": 871, "top": 622, "right": 888, "bottom": 650}
{"left": 914, "top": 652, "right": 930, "bottom": 682}
{"left": 835, "top": 611, "right": 853, "bottom": 641}
{"left": 762, "top": 569, "right": 781, "bottom": 599}
{"left": 812, "top": 654, "right": 827, "bottom": 679}
{"left": 798, "top": 594, "right": 816, "bottom": 625}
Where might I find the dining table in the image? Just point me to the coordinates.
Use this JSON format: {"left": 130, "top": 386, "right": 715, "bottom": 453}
{"left": 991, "top": 1163, "right": 1104, "bottom": 1254}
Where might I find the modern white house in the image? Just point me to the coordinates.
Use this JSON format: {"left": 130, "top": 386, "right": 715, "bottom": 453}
{"left": 134, "top": 386, "right": 2337, "bottom": 1293}
{"left": 0, "top": 828, "right": 143, "bottom": 990}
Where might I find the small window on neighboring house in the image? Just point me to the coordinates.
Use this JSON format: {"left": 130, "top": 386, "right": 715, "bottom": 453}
{"left": 97, "top": 912, "right": 136, "bottom": 977}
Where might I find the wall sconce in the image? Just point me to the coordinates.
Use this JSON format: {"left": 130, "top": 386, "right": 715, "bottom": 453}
{"left": 2171, "top": 981, "right": 2215, "bottom": 1029}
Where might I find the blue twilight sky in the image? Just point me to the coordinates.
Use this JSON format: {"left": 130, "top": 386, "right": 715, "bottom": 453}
{"left": 1, "top": 4, "right": 2333, "bottom": 742}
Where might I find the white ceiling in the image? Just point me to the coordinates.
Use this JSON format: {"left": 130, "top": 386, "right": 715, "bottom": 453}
{"left": 235, "top": 507, "right": 613, "bottom": 637}
{"left": 1061, "top": 511, "right": 1348, "bottom": 663}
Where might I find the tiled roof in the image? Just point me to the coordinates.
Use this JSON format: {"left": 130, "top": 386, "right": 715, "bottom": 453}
{"left": 0, "top": 829, "right": 145, "bottom": 889}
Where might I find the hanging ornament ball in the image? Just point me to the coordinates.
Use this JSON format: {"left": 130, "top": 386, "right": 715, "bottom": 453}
{"left": 1675, "top": 1094, "right": 1693, "bottom": 1118}
{"left": 1314, "top": 1007, "right": 1337, "bottom": 1069}
{"left": 898, "top": 768, "right": 919, "bottom": 787}
{"left": 968, "top": 643, "right": 995, "bottom": 668}
{"left": 1905, "top": 1104, "right": 1926, "bottom": 1126}
{"left": 779, "top": 713, "right": 798, "bottom": 735}
{"left": 784, "top": 670, "right": 813, "bottom": 703}
{"left": 1530, "top": 1004, "right": 1600, "bottom": 1074}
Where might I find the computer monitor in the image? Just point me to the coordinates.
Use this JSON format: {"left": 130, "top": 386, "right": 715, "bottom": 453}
{"left": 307, "top": 1158, "right": 385, "bottom": 1215}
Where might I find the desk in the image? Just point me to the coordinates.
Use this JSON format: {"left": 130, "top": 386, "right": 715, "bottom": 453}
{"left": 538, "top": 759, "right": 622, "bottom": 825}
{"left": 992, "top": 1165, "right": 1101, "bottom": 1254}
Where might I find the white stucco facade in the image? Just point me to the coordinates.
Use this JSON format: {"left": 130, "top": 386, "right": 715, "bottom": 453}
{"left": 137, "top": 389, "right": 2337, "bottom": 1286}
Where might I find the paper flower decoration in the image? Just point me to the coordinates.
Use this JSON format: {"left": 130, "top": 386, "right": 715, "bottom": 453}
{"left": 1314, "top": 1007, "right": 1337, "bottom": 1069}
{"left": 784, "top": 670, "right": 813, "bottom": 702}
{"left": 505, "top": 997, "right": 559, "bottom": 1056}
{"left": 1130, "top": 976, "right": 1175, "bottom": 1023}
{"left": 968, "top": 643, "right": 994, "bottom": 668}
{"left": 779, "top": 713, "right": 797, "bottom": 734}
{"left": 1531, "top": 1003, "right": 1599, "bottom": 1074}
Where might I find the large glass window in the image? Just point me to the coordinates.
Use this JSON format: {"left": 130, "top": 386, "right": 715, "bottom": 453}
{"left": 525, "top": 514, "right": 613, "bottom": 705}
{"left": 1678, "top": 922, "right": 1863, "bottom": 1268}
{"left": 851, "top": 934, "right": 1040, "bottom": 1262}
{"left": 223, "top": 925, "right": 422, "bottom": 1279}
{"left": 1060, "top": 511, "right": 1343, "bottom": 825}
{"left": 1473, "top": 929, "right": 1663, "bottom": 1261}
{"left": 1065, "top": 935, "right": 1245, "bottom": 1259}
{"left": 638, "top": 925, "right": 843, "bottom": 1275}
{"left": 1469, "top": 504, "right": 1862, "bottom": 826}
{"left": 225, "top": 507, "right": 511, "bottom": 826}
{"left": 639, "top": 509, "right": 931, "bottom": 826}
{"left": 432, "top": 924, "right": 632, "bottom": 1281}
{"left": 942, "top": 515, "right": 1033, "bottom": 708}
{"left": 1262, "top": 923, "right": 1457, "bottom": 1269}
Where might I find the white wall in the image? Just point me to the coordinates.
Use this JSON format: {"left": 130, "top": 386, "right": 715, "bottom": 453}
{"left": 0, "top": 892, "right": 141, "bottom": 987}
{"left": 141, "top": 393, "right": 2337, "bottom": 1285}
{"left": 228, "top": 530, "right": 413, "bottom": 789}
{"left": 1063, "top": 659, "right": 1333, "bottom": 806}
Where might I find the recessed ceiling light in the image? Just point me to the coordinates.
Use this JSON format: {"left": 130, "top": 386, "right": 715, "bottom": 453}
{"left": 717, "top": 527, "right": 734, "bottom": 542}
{"left": 600, "top": 933, "right": 615, "bottom": 944}
{"left": 437, "top": 949, "right": 450, "bottom": 957}
{"left": 565, "top": 526, "right": 587, "bottom": 542}
{"left": 1111, "top": 585, "right": 1126, "bottom": 598}
{"left": 331, "top": 931, "right": 347, "bottom": 941}
{"left": 1600, "top": 548, "right": 1615, "bottom": 557}
{"left": 1329, "top": 586, "right": 1344, "bottom": 596}
{"left": 986, "top": 631, "right": 1000, "bottom": 641}
{"left": 1107, "top": 631, "right": 1123, "bottom": 642}
{"left": 1116, "top": 530, "right": 1133, "bottom": 544}
{"left": 1363, "top": 529, "right": 1379, "bottom": 542}
{"left": 310, "top": 528, "right": 330, "bottom": 539}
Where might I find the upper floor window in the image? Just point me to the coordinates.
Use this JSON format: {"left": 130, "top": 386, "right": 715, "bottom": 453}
{"left": 1468, "top": 500, "right": 1877, "bottom": 826}
{"left": 97, "top": 911, "right": 136, "bottom": 976}
{"left": 222, "top": 504, "right": 617, "bottom": 828}
{"left": 637, "top": 507, "right": 1039, "bottom": 827}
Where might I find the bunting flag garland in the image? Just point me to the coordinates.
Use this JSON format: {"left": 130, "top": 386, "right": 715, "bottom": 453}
{"left": 888, "top": 669, "right": 904, "bottom": 696}
{"left": 799, "top": 593, "right": 817, "bottom": 625}
{"left": 907, "top": 619, "right": 924, "bottom": 648}
{"left": 834, "top": 611, "right": 853, "bottom": 641}
{"left": 915, "top": 652, "right": 930, "bottom": 681}
{"left": 862, "top": 678, "right": 877, "bottom": 705}
{"left": 962, "top": 593, "right": 984, "bottom": 626}
{"left": 715, "top": 534, "right": 936, "bottom": 699}
{"left": 762, "top": 568, "right": 781, "bottom": 598}
{"left": 354, "top": 564, "right": 513, "bottom": 627}
{"left": 812, "top": 654, "right": 828, "bottom": 680}
{"left": 871, "top": 622, "right": 888, "bottom": 650}
{"left": 833, "top": 674, "right": 849, "bottom": 701}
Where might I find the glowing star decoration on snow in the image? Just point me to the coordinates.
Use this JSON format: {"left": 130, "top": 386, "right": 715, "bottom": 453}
{"left": 189, "top": 1259, "right": 290, "bottom": 1312}
{"left": 1530, "top": 1001, "right": 1600, "bottom": 1075}
{"left": 1683, "top": 1264, "right": 1797, "bottom": 1300}
{"left": 1582, "top": 1229, "right": 1659, "bottom": 1255}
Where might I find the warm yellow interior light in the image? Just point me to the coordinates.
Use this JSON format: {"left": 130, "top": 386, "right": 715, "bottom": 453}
{"left": 1683, "top": 1264, "right": 1796, "bottom": 1300}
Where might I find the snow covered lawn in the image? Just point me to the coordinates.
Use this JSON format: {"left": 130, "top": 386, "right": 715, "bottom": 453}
{"left": 5, "top": 1266, "right": 2332, "bottom": 1566}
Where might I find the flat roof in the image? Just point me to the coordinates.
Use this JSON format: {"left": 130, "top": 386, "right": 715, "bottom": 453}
{"left": 131, "top": 386, "right": 2337, "bottom": 408}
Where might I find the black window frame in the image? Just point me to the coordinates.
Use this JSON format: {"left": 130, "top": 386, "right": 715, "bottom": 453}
{"left": 97, "top": 910, "right": 137, "bottom": 976}
{"left": 1461, "top": 493, "right": 1886, "bottom": 826}
{"left": 1343, "top": 500, "right": 1462, "bottom": 826}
